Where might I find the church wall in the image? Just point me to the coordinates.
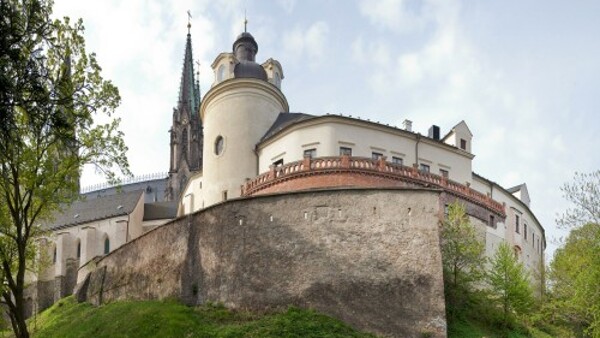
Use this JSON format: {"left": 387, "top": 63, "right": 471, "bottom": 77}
{"left": 81, "top": 189, "right": 448, "bottom": 338}
{"left": 258, "top": 118, "right": 472, "bottom": 184}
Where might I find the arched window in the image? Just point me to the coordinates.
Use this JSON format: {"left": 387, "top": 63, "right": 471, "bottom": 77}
{"left": 53, "top": 247, "right": 57, "bottom": 264}
{"left": 181, "top": 128, "right": 188, "bottom": 163}
{"left": 76, "top": 240, "right": 81, "bottom": 259}
{"left": 214, "top": 136, "right": 224, "bottom": 155}
{"left": 104, "top": 237, "right": 110, "bottom": 254}
{"left": 217, "top": 65, "right": 226, "bottom": 82}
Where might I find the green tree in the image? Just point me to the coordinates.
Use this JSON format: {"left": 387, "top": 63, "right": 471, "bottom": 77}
{"left": 0, "top": 1, "right": 129, "bottom": 337}
{"left": 488, "top": 242, "right": 534, "bottom": 326}
{"left": 549, "top": 223, "right": 600, "bottom": 336}
{"left": 544, "top": 171, "right": 600, "bottom": 336}
{"left": 440, "top": 202, "right": 486, "bottom": 318}
{"left": 557, "top": 170, "right": 600, "bottom": 229}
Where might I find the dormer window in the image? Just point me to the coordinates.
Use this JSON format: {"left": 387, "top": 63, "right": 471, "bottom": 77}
{"left": 460, "top": 139, "right": 467, "bottom": 150}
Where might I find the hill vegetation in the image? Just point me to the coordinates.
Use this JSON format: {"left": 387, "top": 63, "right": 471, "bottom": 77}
{"left": 25, "top": 296, "right": 375, "bottom": 338}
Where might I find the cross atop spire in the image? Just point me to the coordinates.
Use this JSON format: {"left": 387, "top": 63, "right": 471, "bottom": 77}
{"left": 187, "top": 10, "right": 192, "bottom": 34}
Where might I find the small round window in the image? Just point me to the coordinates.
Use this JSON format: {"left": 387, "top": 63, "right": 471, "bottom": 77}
{"left": 215, "top": 136, "right": 224, "bottom": 155}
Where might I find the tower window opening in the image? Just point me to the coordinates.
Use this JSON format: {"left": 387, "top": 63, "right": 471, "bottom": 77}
{"left": 274, "top": 72, "right": 281, "bottom": 87}
{"left": 104, "top": 237, "right": 110, "bottom": 255}
{"left": 460, "top": 139, "right": 467, "bottom": 150}
{"left": 215, "top": 136, "right": 224, "bottom": 155}
{"left": 217, "top": 64, "right": 226, "bottom": 82}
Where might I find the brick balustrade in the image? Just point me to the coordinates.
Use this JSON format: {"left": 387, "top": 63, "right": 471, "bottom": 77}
{"left": 241, "top": 156, "right": 506, "bottom": 216}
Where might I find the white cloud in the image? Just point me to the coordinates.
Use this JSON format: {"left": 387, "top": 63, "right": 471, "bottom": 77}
{"left": 358, "top": 0, "right": 428, "bottom": 33}
{"left": 277, "top": 0, "right": 296, "bottom": 13}
{"left": 283, "top": 21, "right": 330, "bottom": 69}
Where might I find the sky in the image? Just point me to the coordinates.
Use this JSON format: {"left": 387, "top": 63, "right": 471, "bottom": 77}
{"left": 52, "top": 0, "right": 600, "bottom": 258}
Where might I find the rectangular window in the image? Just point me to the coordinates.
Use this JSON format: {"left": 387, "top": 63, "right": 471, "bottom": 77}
{"left": 339, "top": 147, "right": 352, "bottom": 156}
{"left": 371, "top": 152, "right": 383, "bottom": 160}
{"left": 460, "top": 139, "right": 467, "bottom": 150}
{"left": 515, "top": 215, "right": 520, "bottom": 233}
{"left": 419, "top": 163, "right": 430, "bottom": 173}
{"left": 440, "top": 169, "right": 449, "bottom": 178}
{"left": 532, "top": 232, "right": 535, "bottom": 246}
{"left": 273, "top": 159, "right": 283, "bottom": 166}
{"left": 524, "top": 224, "right": 528, "bottom": 240}
{"left": 303, "top": 148, "right": 316, "bottom": 159}
{"left": 222, "top": 190, "right": 228, "bottom": 201}
{"left": 391, "top": 156, "right": 403, "bottom": 165}
{"left": 489, "top": 215, "right": 495, "bottom": 227}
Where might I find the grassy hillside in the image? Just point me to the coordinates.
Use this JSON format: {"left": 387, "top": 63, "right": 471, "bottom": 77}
{"left": 27, "top": 297, "right": 376, "bottom": 338}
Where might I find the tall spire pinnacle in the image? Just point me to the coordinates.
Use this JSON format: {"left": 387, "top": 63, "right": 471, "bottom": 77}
{"left": 244, "top": 10, "right": 248, "bottom": 32}
{"left": 178, "top": 12, "right": 200, "bottom": 117}
{"left": 187, "top": 10, "right": 192, "bottom": 34}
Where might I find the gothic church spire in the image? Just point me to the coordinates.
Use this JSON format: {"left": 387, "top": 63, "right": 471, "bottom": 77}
{"left": 179, "top": 30, "right": 201, "bottom": 117}
{"left": 166, "top": 17, "right": 204, "bottom": 202}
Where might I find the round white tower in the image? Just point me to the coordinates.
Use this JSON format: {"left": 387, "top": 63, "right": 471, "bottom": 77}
{"left": 199, "top": 31, "right": 289, "bottom": 207}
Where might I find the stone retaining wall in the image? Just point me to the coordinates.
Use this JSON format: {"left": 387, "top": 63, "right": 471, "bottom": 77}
{"left": 79, "top": 189, "right": 448, "bottom": 338}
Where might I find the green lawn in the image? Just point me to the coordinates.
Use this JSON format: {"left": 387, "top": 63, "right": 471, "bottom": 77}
{"left": 27, "top": 297, "right": 376, "bottom": 338}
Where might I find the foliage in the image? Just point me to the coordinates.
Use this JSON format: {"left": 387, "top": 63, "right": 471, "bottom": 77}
{"left": 28, "top": 296, "right": 375, "bottom": 338}
{"left": 487, "top": 242, "right": 534, "bottom": 327}
{"left": 547, "top": 222, "right": 600, "bottom": 337}
{"left": 557, "top": 171, "right": 600, "bottom": 229}
{"left": 440, "top": 202, "right": 486, "bottom": 319}
{"left": 0, "top": 0, "right": 129, "bottom": 336}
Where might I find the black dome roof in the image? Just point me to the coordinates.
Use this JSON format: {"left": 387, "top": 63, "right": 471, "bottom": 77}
{"left": 234, "top": 60, "right": 268, "bottom": 81}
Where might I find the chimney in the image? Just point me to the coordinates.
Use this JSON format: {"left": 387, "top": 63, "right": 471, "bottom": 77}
{"left": 428, "top": 125, "right": 440, "bottom": 140}
{"left": 402, "top": 119, "right": 412, "bottom": 132}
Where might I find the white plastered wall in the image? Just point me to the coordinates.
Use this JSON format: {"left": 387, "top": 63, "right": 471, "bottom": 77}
{"left": 200, "top": 78, "right": 288, "bottom": 208}
{"left": 258, "top": 118, "right": 473, "bottom": 184}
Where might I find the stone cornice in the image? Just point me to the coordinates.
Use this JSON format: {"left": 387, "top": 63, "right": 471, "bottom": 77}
{"left": 200, "top": 78, "right": 289, "bottom": 121}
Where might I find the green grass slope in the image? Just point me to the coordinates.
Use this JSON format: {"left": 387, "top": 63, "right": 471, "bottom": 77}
{"left": 28, "top": 297, "right": 376, "bottom": 338}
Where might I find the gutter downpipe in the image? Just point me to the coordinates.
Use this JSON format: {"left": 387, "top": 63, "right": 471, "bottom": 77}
{"left": 415, "top": 134, "right": 421, "bottom": 168}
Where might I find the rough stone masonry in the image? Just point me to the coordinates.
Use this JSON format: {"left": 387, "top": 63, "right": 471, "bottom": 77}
{"left": 77, "top": 188, "right": 447, "bottom": 338}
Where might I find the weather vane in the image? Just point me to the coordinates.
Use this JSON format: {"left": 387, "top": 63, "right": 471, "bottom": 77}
{"left": 195, "top": 60, "right": 200, "bottom": 78}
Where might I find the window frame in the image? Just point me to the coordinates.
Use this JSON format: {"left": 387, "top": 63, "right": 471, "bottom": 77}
{"left": 339, "top": 147, "right": 352, "bottom": 156}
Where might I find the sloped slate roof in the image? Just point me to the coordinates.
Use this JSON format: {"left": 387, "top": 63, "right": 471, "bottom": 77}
{"left": 260, "top": 112, "right": 316, "bottom": 142}
{"left": 143, "top": 201, "right": 177, "bottom": 221}
{"left": 43, "top": 190, "right": 144, "bottom": 230}
{"left": 507, "top": 183, "right": 526, "bottom": 193}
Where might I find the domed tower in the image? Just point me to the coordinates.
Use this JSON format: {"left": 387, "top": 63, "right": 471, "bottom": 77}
{"left": 200, "top": 30, "right": 288, "bottom": 207}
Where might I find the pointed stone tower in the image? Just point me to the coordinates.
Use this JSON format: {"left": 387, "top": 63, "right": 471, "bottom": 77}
{"left": 166, "top": 23, "right": 203, "bottom": 201}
